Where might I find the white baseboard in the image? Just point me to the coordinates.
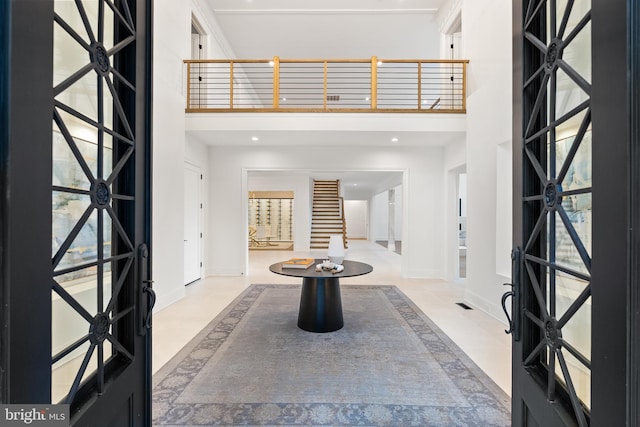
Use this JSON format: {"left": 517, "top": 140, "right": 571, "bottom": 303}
{"left": 153, "top": 287, "right": 186, "bottom": 313}
{"left": 464, "top": 290, "right": 509, "bottom": 325}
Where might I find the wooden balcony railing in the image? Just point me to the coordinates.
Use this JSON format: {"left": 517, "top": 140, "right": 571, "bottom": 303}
{"left": 184, "top": 57, "right": 469, "bottom": 113}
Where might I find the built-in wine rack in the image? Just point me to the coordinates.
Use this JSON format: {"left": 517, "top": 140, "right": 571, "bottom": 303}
{"left": 248, "top": 194, "right": 293, "bottom": 242}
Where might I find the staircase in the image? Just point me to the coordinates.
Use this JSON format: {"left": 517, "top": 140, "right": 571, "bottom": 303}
{"left": 310, "top": 180, "right": 348, "bottom": 250}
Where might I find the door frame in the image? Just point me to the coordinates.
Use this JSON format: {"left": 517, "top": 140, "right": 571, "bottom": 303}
{"left": 629, "top": 3, "right": 640, "bottom": 424}
{"left": 1, "top": 0, "right": 55, "bottom": 403}
{"left": 0, "top": 0, "right": 5, "bottom": 401}
{"left": 591, "top": 0, "right": 628, "bottom": 424}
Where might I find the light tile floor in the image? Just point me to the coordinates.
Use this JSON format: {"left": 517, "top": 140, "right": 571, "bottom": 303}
{"left": 153, "top": 240, "right": 512, "bottom": 396}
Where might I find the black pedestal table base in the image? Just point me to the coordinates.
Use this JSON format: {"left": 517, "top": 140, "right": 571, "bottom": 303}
{"left": 297, "top": 277, "right": 343, "bottom": 332}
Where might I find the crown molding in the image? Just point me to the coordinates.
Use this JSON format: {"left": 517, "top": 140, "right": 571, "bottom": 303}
{"left": 212, "top": 8, "right": 438, "bottom": 15}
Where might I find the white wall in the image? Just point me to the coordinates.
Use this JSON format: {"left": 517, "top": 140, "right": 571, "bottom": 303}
{"left": 344, "top": 200, "right": 368, "bottom": 239}
{"left": 207, "top": 145, "right": 445, "bottom": 278}
{"left": 153, "top": 0, "right": 232, "bottom": 311}
{"left": 343, "top": 187, "right": 373, "bottom": 200}
{"left": 495, "top": 141, "right": 513, "bottom": 277}
{"left": 461, "top": 0, "right": 513, "bottom": 321}
{"left": 153, "top": 0, "right": 191, "bottom": 310}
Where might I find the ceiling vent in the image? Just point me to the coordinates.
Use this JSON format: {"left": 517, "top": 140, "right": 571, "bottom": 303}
{"left": 326, "top": 95, "right": 340, "bottom": 102}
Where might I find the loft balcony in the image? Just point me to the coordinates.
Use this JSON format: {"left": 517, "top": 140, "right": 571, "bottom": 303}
{"left": 184, "top": 57, "right": 469, "bottom": 114}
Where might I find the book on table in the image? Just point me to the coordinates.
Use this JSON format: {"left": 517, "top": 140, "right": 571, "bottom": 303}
{"left": 282, "top": 258, "right": 315, "bottom": 269}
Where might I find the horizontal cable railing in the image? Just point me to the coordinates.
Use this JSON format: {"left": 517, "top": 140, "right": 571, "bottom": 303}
{"left": 184, "top": 57, "right": 469, "bottom": 113}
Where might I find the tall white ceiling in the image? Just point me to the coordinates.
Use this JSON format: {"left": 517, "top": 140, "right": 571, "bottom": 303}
{"left": 200, "top": 0, "right": 448, "bottom": 59}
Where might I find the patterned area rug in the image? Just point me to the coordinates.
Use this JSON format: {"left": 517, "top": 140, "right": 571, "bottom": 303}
{"left": 152, "top": 285, "right": 511, "bottom": 426}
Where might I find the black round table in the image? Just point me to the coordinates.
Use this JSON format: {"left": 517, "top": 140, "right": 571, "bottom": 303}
{"left": 269, "top": 259, "right": 373, "bottom": 332}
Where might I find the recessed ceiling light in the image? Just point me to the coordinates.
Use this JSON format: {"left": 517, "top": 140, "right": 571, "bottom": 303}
{"left": 377, "top": 61, "right": 383, "bottom": 66}
{"left": 269, "top": 60, "right": 274, "bottom": 67}
{"left": 365, "top": 97, "right": 370, "bottom": 101}
{"left": 281, "top": 97, "right": 286, "bottom": 101}
{"left": 251, "top": 137, "right": 259, "bottom": 142}
{"left": 391, "top": 137, "right": 399, "bottom": 142}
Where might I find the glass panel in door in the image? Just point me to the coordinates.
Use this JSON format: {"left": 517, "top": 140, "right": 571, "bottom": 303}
{"left": 52, "top": 0, "right": 137, "bottom": 405}
{"left": 520, "top": 0, "right": 592, "bottom": 423}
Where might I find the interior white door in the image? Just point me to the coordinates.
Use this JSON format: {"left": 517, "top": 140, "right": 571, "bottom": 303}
{"left": 184, "top": 164, "right": 201, "bottom": 285}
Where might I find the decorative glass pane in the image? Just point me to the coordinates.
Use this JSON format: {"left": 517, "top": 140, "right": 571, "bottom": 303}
{"left": 102, "top": 261, "right": 113, "bottom": 305}
{"left": 55, "top": 71, "right": 99, "bottom": 123}
{"left": 52, "top": 260, "right": 112, "bottom": 403}
{"left": 558, "top": 290, "right": 591, "bottom": 363}
{"left": 555, "top": 342, "right": 592, "bottom": 409}
{"left": 555, "top": 67, "right": 589, "bottom": 118}
{"left": 55, "top": 201, "right": 99, "bottom": 271}
{"left": 103, "top": 212, "right": 113, "bottom": 259}
{"left": 54, "top": 270, "right": 97, "bottom": 311}
{"left": 53, "top": 21, "right": 90, "bottom": 89}
{"left": 564, "top": 131, "right": 592, "bottom": 190}
{"left": 52, "top": 127, "right": 93, "bottom": 190}
{"left": 522, "top": 0, "right": 592, "bottom": 421}
{"left": 556, "top": 204, "right": 591, "bottom": 275}
{"left": 565, "top": 0, "right": 592, "bottom": 37}
{"left": 54, "top": 112, "right": 99, "bottom": 183}
{"left": 52, "top": 340, "right": 91, "bottom": 403}
{"left": 102, "top": 77, "right": 114, "bottom": 133}
{"left": 103, "top": 133, "right": 113, "bottom": 178}
{"left": 88, "top": 0, "right": 115, "bottom": 47}
{"left": 52, "top": 192, "right": 91, "bottom": 257}
{"left": 52, "top": 0, "right": 134, "bottom": 405}
{"left": 556, "top": 108, "right": 587, "bottom": 141}
{"left": 80, "top": 0, "right": 102, "bottom": 45}
{"left": 54, "top": 1, "right": 91, "bottom": 47}
{"left": 51, "top": 340, "right": 113, "bottom": 404}
{"left": 563, "top": 21, "right": 592, "bottom": 85}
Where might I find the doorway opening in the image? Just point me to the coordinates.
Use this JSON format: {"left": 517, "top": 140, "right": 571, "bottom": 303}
{"left": 372, "top": 185, "right": 403, "bottom": 255}
{"left": 248, "top": 191, "right": 294, "bottom": 251}
{"left": 190, "top": 17, "right": 207, "bottom": 107}
{"left": 458, "top": 173, "right": 467, "bottom": 278}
